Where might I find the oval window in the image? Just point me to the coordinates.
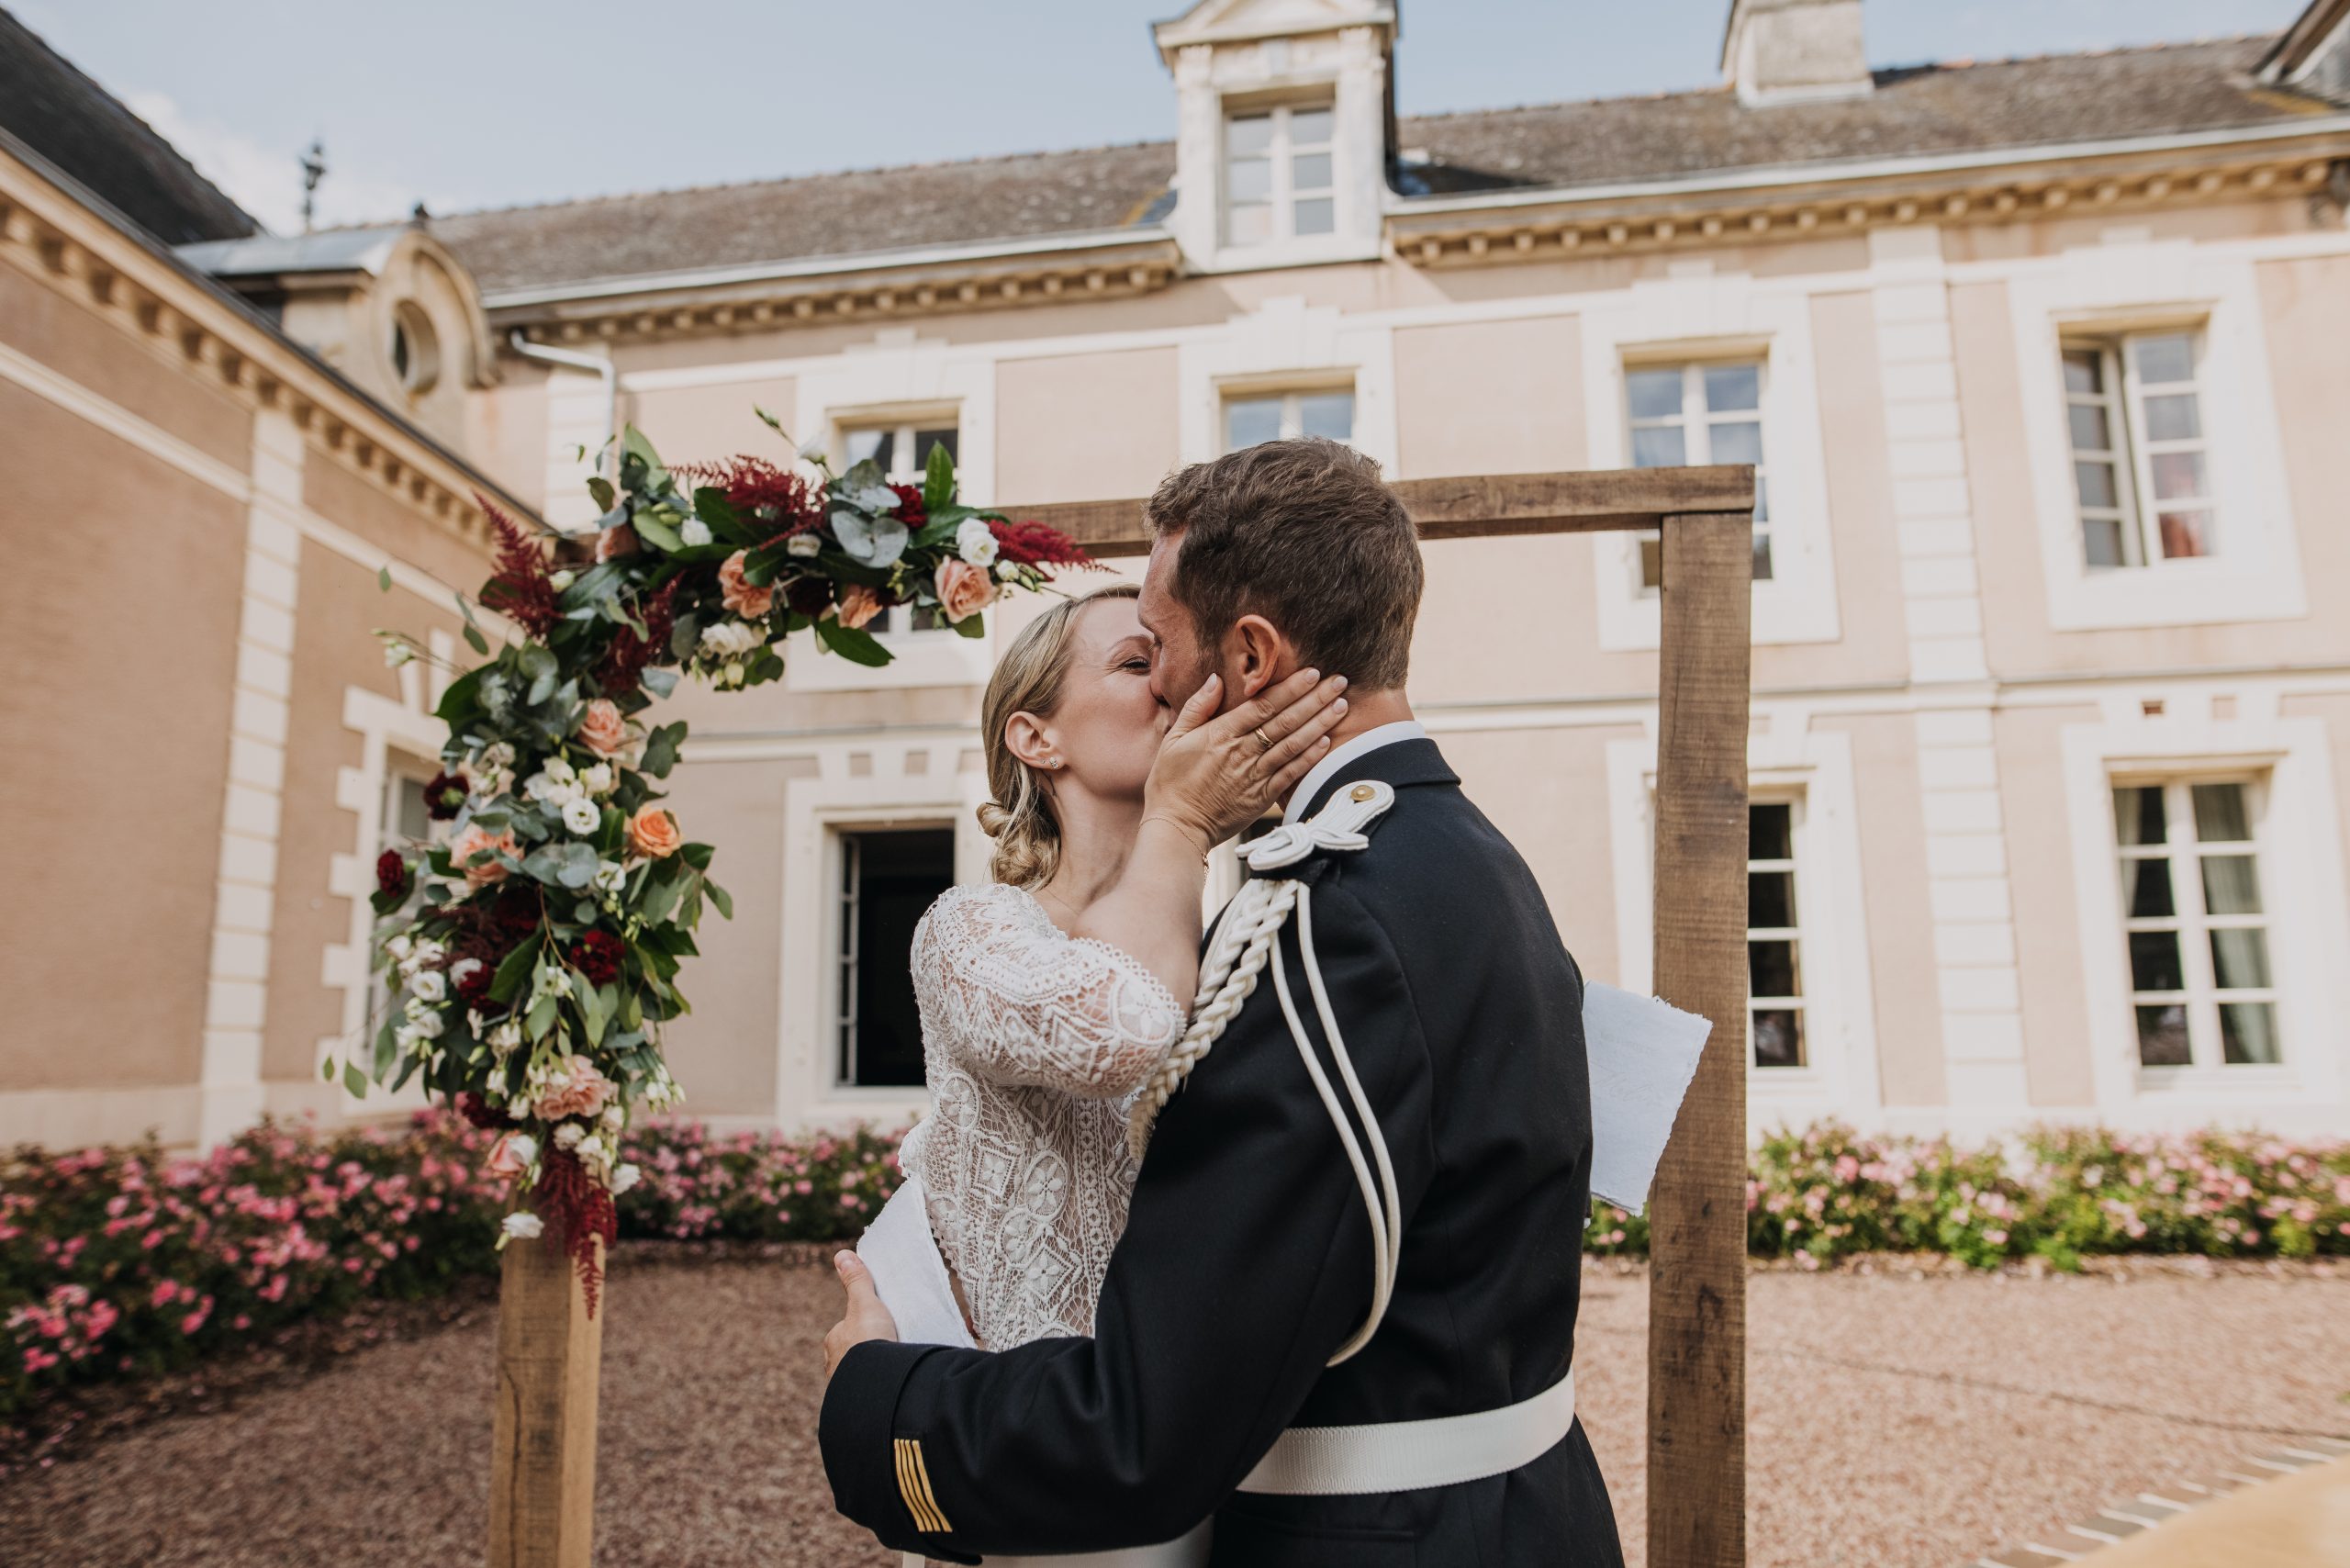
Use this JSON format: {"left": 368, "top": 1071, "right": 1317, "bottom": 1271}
{"left": 389, "top": 299, "right": 441, "bottom": 394}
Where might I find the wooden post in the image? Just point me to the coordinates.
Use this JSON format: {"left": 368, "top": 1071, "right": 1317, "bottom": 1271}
{"left": 490, "top": 1238, "right": 604, "bottom": 1568}
{"left": 1646, "top": 511, "right": 1752, "bottom": 1568}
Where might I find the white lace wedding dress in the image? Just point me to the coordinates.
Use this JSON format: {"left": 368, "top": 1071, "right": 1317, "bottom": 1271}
{"left": 863, "top": 881, "right": 1212, "bottom": 1568}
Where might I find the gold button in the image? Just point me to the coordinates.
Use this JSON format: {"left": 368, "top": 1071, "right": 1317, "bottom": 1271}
{"left": 1350, "top": 784, "right": 1376, "bottom": 802}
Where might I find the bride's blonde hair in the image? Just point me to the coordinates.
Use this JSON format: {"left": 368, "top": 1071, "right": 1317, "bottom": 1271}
{"left": 978, "top": 582, "right": 1142, "bottom": 889}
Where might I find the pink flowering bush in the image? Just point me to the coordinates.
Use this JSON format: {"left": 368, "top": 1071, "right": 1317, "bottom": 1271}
{"left": 2, "top": 1109, "right": 908, "bottom": 1424}
{"left": 1583, "top": 1122, "right": 2350, "bottom": 1270}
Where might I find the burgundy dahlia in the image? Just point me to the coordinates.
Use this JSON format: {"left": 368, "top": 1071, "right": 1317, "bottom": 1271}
{"left": 888, "top": 483, "right": 926, "bottom": 527}
{"left": 375, "top": 850, "right": 410, "bottom": 901}
{"left": 422, "top": 771, "right": 469, "bottom": 820}
{"left": 569, "top": 930, "right": 625, "bottom": 987}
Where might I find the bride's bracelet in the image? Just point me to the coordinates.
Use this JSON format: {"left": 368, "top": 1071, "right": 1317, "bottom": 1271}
{"left": 1138, "top": 813, "right": 1212, "bottom": 864}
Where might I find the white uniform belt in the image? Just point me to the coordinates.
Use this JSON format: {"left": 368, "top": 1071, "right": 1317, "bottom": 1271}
{"left": 1234, "top": 1372, "right": 1576, "bottom": 1496}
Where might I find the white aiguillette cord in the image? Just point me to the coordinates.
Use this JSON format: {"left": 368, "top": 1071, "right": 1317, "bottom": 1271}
{"left": 1128, "top": 781, "right": 1404, "bottom": 1366}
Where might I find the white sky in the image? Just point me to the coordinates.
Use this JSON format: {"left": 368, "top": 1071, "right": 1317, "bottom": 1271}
{"left": 15, "top": 0, "right": 2309, "bottom": 234}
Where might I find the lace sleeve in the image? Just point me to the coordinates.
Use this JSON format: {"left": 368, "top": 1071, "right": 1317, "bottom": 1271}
{"left": 912, "top": 884, "right": 1186, "bottom": 1099}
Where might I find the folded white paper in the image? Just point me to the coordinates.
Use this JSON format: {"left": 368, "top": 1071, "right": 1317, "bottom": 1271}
{"left": 856, "top": 1170, "right": 978, "bottom": 1349}
{"left": 1583, "top": 981, "right": 1713, "bottom": 1212}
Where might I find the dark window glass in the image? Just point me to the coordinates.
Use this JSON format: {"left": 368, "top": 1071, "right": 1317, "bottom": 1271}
{"left": 839, "top": 829, "right": 956, "bottom": 1088}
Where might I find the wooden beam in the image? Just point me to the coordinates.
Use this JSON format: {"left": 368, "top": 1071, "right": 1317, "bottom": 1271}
{"left": 1006, "top": 465, "right": 1755, "bottom": 556}
{"left": 490, "top": 1238, "right": 604, "bottom": 1568}
{"left": 1646, "top": 511, "right": 1752, "bottom": 1568}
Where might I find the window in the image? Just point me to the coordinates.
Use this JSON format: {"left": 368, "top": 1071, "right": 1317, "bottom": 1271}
{"left": 2063, "top": 330, "right": 2216, "bottom": 569}
{"left": 1747, "top": 801, "right": 1806, "bottom": 1070}
{"left": 835, "top": 828, "right": 956, "bottom": 1089}
{"left": 1626, "top": 361, "right": 1771, "bottom": 588}
{"left": 1224, "top": 103, "right": 1335, "bottom": 247}
{"left": 2113, "top": 778, "right": 2280, "bottom": 1070}
{"left": 841, "top": 420, "right": 959, "bottom": 633}
{"left": 388, "top": 300, "right": 440, "bottom": 395}
{"left": 1224, "top": 387, "right": 1353, "bottom": 451}
{"left": 373, "top": 757, "right": 445, "bottom": 1019}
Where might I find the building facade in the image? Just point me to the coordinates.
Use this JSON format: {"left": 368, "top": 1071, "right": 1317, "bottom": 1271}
{"left": 6, "top": 0, "right": 2350, "bottom": 1149}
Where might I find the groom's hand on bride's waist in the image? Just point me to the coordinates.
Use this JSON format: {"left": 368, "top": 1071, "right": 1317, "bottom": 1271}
{"left": 822, "top": 1250, "right": 901, "bottom": 1383}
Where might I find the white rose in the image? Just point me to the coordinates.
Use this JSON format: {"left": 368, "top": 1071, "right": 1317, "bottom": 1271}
{"left": 409, "top": 969, "right": 447, "bottom": 1003}
{"left": 385, "top": 935, "right": 414, "bottom": 963}
{"left": 786, "top": 532, "right": 822, "bottom": 558}
{"left": 698, "top": 620, "right": 761, "bottom": 660}
{"left": 483, "top": 742, "right": 517, "bottom": 769}
{"left": 554, "top": 1122, "right": 586, "bottom": 1149}
{"left": 680, "top": 518, "right": 713, "bottom": 547}
{"left": 501, "top": 1212, "right": 543, "bottom": 1241}
{"left": 562, "top": 798, "right": 601, "bottom": 835}
{"left": 506, "top": 1133, "right": 540, "bottom": 1168}
{"left": 544, "top": 757, "right": 577, "bottom": 784}
{"left": 403, "top": 1002, "right": 447, "bottom": 1037}
{"left": 994, "top": 560, "right": 1020, "bottom": 582}
{"left": 610, "top": 1162, "right": 642, "bottom": 1195}
{"left": 489, "top": 1021, "right": 524, "bottom": 1057}
{"left": 411, "top": 940, "right": 447, "bottom": 969}
{"left": 599, "top": 1104, "right": 625, "bottom": 1132}
{"left": 956, "top": 518, "right": 999, "bottom": 568}
{"left": 578, "top": 763, "right": 614, "bottom": 797}
{"left": 592, "top": 861, "right": 626, "bottom": 893}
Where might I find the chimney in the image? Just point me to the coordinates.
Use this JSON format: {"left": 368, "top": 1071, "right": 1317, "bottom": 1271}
{"left": 1722, "top": 0, "right": 1874, "bottom": 107}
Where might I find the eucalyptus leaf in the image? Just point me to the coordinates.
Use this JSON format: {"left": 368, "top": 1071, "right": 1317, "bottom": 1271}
{"left": 640, "top": 666, "right": 679, "bottom": 699}
{"left": 839, "top": 456, "right": 884, "bottom": 494}
{"left": 830, "top": 510, "right": 908, "bottom": 568}
{"left": 642, "top": 721, "right": 686, "bottom": 778}
{"left": 850, "top": 484, "right": 901, "bottom": 513}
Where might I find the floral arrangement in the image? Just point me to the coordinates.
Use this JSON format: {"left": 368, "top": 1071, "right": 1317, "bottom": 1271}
{"left": 350, "top": 419, "right": 1090, "bottom": 1308}
{"left": 1585, "top": 1121, "right": 2350, "bottom": 1269}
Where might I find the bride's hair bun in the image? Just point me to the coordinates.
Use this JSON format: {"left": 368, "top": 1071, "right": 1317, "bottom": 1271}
{"left": 976, "top": 583, "right": 1140, "bottom": 889}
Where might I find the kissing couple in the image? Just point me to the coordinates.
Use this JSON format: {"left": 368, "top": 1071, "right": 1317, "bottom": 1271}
{"left": 820, "top": 438, "right": 1623, "bottom": 1568}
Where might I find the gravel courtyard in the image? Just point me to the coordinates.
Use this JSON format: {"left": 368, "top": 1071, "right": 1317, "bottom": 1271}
{"left": 4, "top": 1252, "right": 2344, "bottom": 1568}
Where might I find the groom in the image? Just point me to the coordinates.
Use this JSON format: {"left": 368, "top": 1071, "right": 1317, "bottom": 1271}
{"left": 820, "top": 438, "right": 1622, "bottom": 1565}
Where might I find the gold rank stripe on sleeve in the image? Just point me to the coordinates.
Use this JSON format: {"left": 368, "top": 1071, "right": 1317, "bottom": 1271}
{"left": 893, "top": 1438, "right": 952, "bottom": 1534}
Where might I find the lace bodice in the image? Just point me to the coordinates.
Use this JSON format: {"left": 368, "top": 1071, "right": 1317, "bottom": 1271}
{"left": 901, "top": 882, "right": 1186, "bottom": 1350}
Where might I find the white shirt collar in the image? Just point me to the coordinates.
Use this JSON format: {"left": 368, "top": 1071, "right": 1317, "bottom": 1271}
{"left": 1282, "top": 720, "right": 1428, "bottom": 824}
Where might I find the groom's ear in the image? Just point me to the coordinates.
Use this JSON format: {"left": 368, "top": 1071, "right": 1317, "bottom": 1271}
{"left": 1224, "top": 614, "right": 1292, "bottom": 703}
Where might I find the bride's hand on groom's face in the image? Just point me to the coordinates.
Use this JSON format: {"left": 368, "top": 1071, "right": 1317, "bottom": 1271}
{"left": 823, "top": 1249, "right": 901, "bottom": 1383}
{"left": 1142, "top": 667, "right": 1349, "bottom": 852}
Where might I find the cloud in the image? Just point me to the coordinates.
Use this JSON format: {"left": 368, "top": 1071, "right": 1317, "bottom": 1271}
{"left": 124, "top": 91, "right": 450, "bottom": 235}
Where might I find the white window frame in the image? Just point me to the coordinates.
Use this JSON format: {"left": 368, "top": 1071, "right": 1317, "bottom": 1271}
{"left": 2059, "top": 700, "right": 2348, "bottom": 1132}
{"left": 1222, "top": 100, "right": 1337, "bottom": 250}
{"left": 1579, "top": 274, "right": 1841, "bottom": 652}
{"left": 1624, "top": 358, "right": 1773, "bottom": 593}
{"left": 1177, "top": 297, "right": 1397, "bottom": 468}
{"left": 1606, "top": 723, "right": 1878, "bottom": 1126}
{"left": 2002, "top": 242, "right": 2305, "bottom": 631}
{"left": 1220, "top": 384, "right": 1357, "bottom": 451}
{"left": 2111, "top": 774, "right": 2281, "bottom": 1075}
{"left": 837, "top": 416, "right": 962, "bottom": 639}
{"left": 2060, "top": 330, "right": 2219, "bottom": 571}
{"left": 1746, "top": 795, "right": 1808, "bottom": 1071}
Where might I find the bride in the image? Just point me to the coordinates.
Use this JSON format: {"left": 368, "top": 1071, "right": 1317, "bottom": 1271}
{"left": 848, "top": 582, "right": 1348, "bottom": 1568}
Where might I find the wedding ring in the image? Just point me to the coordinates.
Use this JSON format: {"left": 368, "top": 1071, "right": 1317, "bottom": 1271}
{"left": 1253, "top": 726, "right": 1274, "bottom": 754}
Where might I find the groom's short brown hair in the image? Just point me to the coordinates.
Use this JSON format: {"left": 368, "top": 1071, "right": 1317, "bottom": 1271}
{"left": 1146, "top": 437, "right": 1423, "bottom": 690}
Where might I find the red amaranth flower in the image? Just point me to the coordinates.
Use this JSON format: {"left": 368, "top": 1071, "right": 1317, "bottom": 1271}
{"left": 569, "top": 930, "right": 624, "bottom": 986}
{"left": 375, "top": 851, "right": 409, "bottom": 902}
{"left": 534, "top": 1148, "right": 618, "bottom": 1316}
{"left": 672, "top": 456, "right": 822, "bottom": 541}
{"left": 592, "top": 578, "right": 677, "bottom": 696}
{"left": 421, "top": 771, "right": 469, "bottom": 821}
{"left": 989, "top": 518, "right": 1094, "bottom": 571}
{"left": 476, "top": 495, "right": 562, "bottom": 639}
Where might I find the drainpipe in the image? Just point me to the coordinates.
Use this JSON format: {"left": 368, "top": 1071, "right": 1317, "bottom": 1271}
{"left": 507, "top": 330, "right": 617, "bottom": 487}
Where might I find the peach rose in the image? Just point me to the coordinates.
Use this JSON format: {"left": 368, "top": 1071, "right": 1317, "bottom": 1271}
{"left": 485, "top": 1134, "right": 530, "bottom": 1179}
{"left": 532, "top": 1055, "right": 612, "bottom": 1122}
{"left": 626, "top": 804, "right": 682, "bottom": 860}
{"left": 718, "top": 550, "right": 775, "bottom": 618}
{"left": 934, "top": 558, "right": 996, "bottom": 623}
{"left": 595, "top": 523, "right": 638, "bottom": 563}
{"left": 576, "top": 698, "right": 628, "bottom": 757}
{"left": 450, "top": 823, "right": 520, "bottom": 887}
{"left": 837, "top": 583, "right": 883, "bottom": 630}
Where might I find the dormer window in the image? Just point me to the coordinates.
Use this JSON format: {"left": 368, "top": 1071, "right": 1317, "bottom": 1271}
{"left": 1224, "top": 103, "right": 1336, "bottom": 247}
{"left": 389, "top": 299, "right": 440, "bottom": 396}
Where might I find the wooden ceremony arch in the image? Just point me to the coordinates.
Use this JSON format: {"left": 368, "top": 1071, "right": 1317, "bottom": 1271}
{"left": 491, "top": 463, "right": 1756, "bottom": 1568}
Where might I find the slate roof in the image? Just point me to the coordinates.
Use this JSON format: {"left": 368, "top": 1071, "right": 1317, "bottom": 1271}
{"left": 430, "top": 35, "right": 2333, "bottom": 297}
{"left": 0, "top": 6, "right": 257, "bottom": 245}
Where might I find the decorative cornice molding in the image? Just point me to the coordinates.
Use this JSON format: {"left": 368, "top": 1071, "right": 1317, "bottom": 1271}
{"left": 1388, "top": 133, "right": 2350, "bottom": 269}
{"left": 0, "top": 144, "right": 533, "bottom": 551}
{"left": 494, "top": 233, "right": 1184, "bottom": 350}
{"left": 1382, "top": 149, "right": 2350, "bottom": 270}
